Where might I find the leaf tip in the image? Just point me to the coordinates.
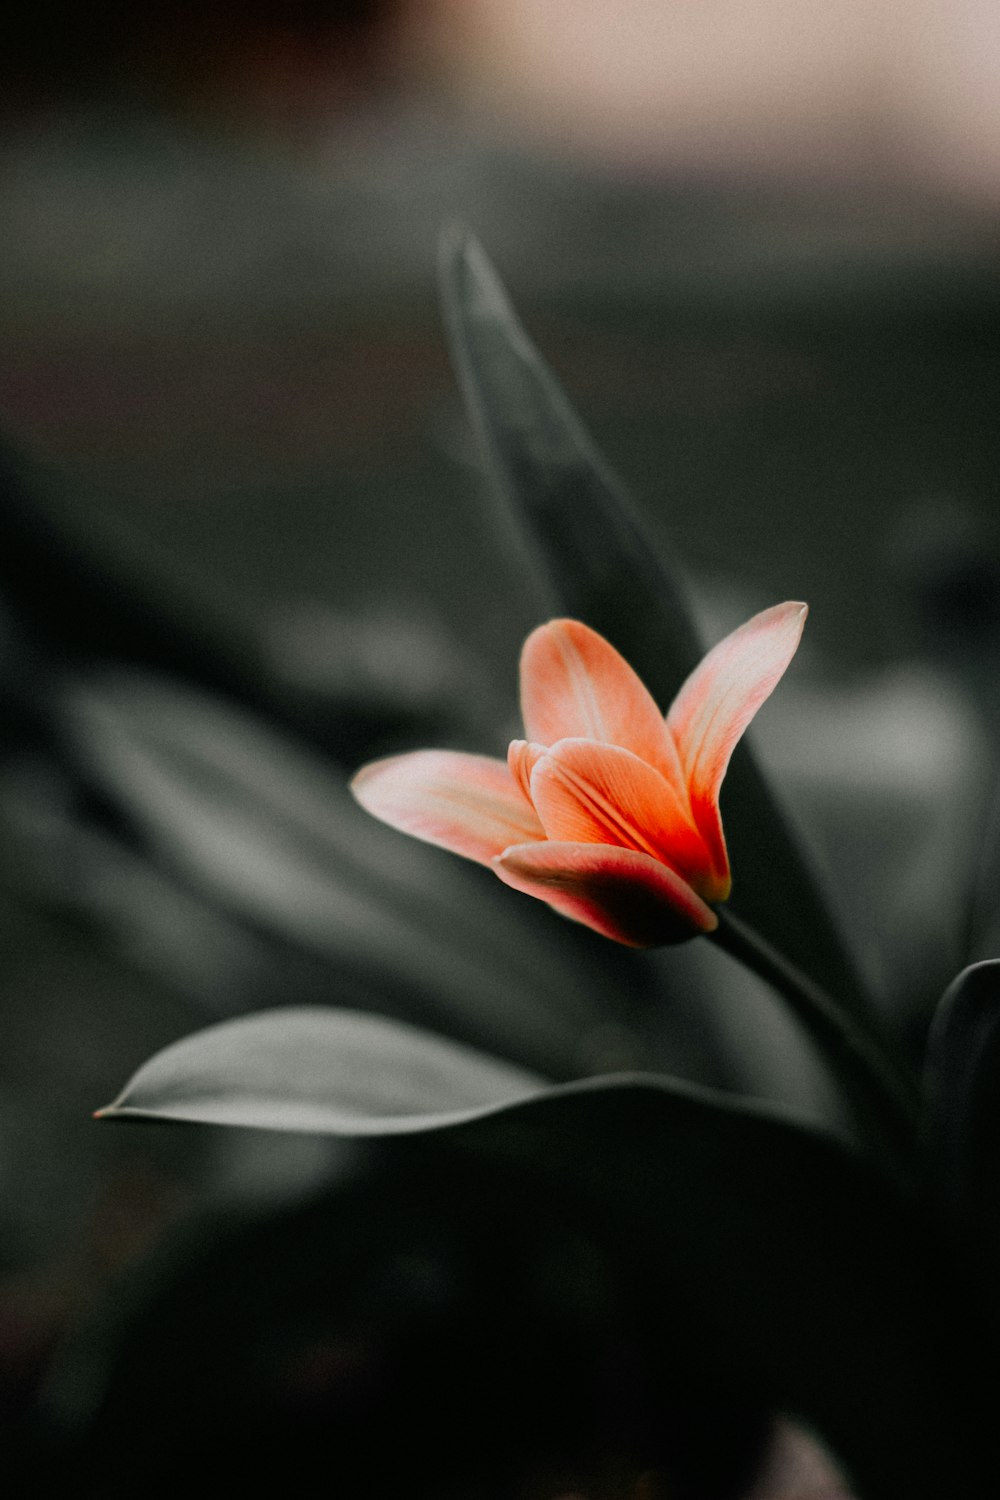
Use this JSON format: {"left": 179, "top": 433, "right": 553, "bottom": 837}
{"left": 438, "top": 222, "right": 511, "bottom": 328}
{"left": 93, "top": 1100, "right": 122, "bottom": 1121}
{"left": 438, "top": 217, "right": 472, "bottom": 266}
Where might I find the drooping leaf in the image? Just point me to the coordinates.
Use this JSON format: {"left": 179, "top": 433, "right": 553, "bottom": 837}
{"left": 99, "top": 1006, "right": 544, "bottom": 1133}
{"left": 97, "top": 1003, "right": 974, "bottom": 1498}
{"left": 439, "top": 228, "right": 872, "bottom": 1022}
{"left": 63, "top": 670, "right": 647, "bottom": 1078}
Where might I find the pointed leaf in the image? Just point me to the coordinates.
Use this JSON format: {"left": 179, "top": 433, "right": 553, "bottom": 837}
{"left": 102, "top": 1004, "right": 807, "bottom": 1138}
{"left": 440, "top": 228, "right": 871, "bottom": 1020}
{"left": 99, "top": 1007, "right": 545, "bottom": 1133}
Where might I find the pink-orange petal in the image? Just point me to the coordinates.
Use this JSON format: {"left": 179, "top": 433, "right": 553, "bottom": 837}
{"left": 666, "top": 601, "right": 807, "bottom": 875}
{"left": 528, "top": 738, "right": 720, "bottom": 897}
{"left": 493, "top": 841, "right": 718, "bottom": 947}
{"left": 350, "top": 750, "right": 544, "bottom": 866}
{"left": 519, "top": 619, "right": 685, "bottom": 788}
{"left": 507, "top": 739, "right": 546, "bottom": 804}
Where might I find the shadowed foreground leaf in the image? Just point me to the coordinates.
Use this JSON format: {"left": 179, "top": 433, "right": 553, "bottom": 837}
{"left": 440, "top": 228, "right": 871, "bottom": 1022}
{"left": 925, "top": 959, "right": 1000, "bottom": 1226}
{"left": 965, "top": 783, "right": 1000, "bottom": 964}
{"left": 45, "top": 1147, "right": 771, "bottom": 1498}
{"left": 98, "top": 1005, "right": 974, "bottom": 1499}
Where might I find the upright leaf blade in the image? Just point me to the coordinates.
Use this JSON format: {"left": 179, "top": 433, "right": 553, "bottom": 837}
{"left": 440, "top": 228, "right": 704, "bottom": 665}
{"left": 925, "top": 958, "right": 1000, "bottom": 1220}
{"left": 964, "top": 779, "right": 1000, "bottom": 965}
{"left": 440, "top": 228, "right": 871, "bottom": 1020}
{"left": 923, "top": 961, "right": 1000, "bottom": 1412}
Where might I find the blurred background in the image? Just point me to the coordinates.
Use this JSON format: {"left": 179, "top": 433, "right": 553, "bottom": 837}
{"left": 2, "top": 1, "right": 1000, "bottom": 1492}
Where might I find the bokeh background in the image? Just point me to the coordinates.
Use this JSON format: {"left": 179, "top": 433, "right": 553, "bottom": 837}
{"left": 2, "top": 2, "right": 1000, "bottom": 1492}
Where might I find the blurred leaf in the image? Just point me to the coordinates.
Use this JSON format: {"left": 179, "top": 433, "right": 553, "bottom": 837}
{"left": 440, "top": 228, "right": 871, "bottom": 1021}
{"left": 922, "top": 961, "right": 1000, "bottom": 1386}
{"left": 964, "top": 779, "right": 1000, "bottom": 964}
{"left": 924, "top": 959, "right": 1000, "bottom": 1221}
{"left": 99, "top": 1006, "right": 544, "bottom": 1132}
{"left": 1, "top": 773, "right": 352, "bottom": 1018}
{"left": 97, "top": 1003, "right": 972, "bottom": 1498}
{"left": 0, "top": 439, "right": 269, "bottom": 711}
{"left": 0, "top": 437, "right": 466, "bottom": 763}
{"left": 62, "top": 669, "right": 647, "bottom": 1078}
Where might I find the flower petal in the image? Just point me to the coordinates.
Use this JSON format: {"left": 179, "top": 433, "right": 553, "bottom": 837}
{"left": 666, "top": 602, "right": 807, "bottom": 877}
{"left": 507, "top": 739, "right": 546, "bottom": 804}
{"left": 350, "top": 751, "right": 544, "bottom": 866}
{"left": 528, "top": 738, "right": 720, "bottom": 897}
{"left": 520, "top": 618, "right": 684, "bottom": 787}
{"left": 494, "top": 841, "right": 718, "bottom": 947}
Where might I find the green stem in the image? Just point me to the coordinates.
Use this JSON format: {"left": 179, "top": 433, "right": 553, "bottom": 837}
{"left": 710, "top": 907, "right": 923, "bottom": 1188}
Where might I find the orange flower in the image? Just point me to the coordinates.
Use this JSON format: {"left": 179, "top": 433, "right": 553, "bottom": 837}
{"left": 351, "top": 604, "right": 807, "bottom": 947}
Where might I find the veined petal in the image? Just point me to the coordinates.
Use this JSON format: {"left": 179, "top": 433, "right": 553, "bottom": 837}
{"left": 350, "top": 751, "right": 544, "bottom": 866}
{"left": 507, "top": 739, "right": 546, "bottom": 804}
{"left": 520, "top": 619, "right": 685, "bottom": 787}
{"left": 494, "top": 841, "right": 718, "bottom": 947}
{"left": 666, "top": 602, "right": 807, "bottom": 876}
{"left": 529, "top": 738, "right": 720, "bottom": 897}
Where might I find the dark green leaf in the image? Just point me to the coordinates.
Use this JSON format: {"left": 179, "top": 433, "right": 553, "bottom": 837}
{"left": 922, "top": 962, "right": 1000, "bottom": 1443}
{"left": 924, "top": 958, "right": 1000, "bottom": 1219}
{"left": 439, "top": 227, "right": 872, "bottom": 1021}
{"left": 964, "top": 780, "right": 1000, "bottom": 964}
